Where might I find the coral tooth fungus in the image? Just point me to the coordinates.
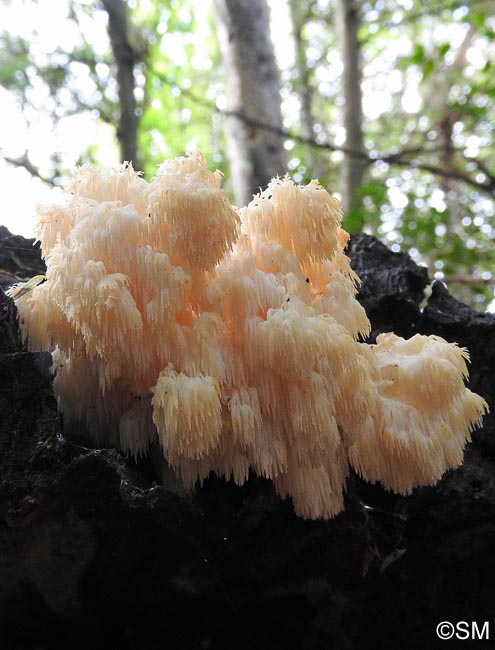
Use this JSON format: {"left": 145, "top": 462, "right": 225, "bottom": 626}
{"left": 11, "top": 151, "right": 488, "bottom": 519}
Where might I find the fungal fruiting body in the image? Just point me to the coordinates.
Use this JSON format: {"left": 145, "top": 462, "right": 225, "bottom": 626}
{"left": 11, "top": 152, "right": 488, "bottom": 519}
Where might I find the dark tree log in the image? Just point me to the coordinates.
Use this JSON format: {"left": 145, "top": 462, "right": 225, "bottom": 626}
{"left": 0, "top": 226, "right": 45, "bottom": 290}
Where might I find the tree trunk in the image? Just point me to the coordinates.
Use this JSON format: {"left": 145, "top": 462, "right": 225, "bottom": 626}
{"left": 432, "top": 27, "right": 474, "bottom": 225}
{"left": 101, "top": 0, "right": 139, "bottom": 167}
{"left": 337, "top": 0, "right": 365, "bottom": 213}
{"left": 288, "top": 0, "right": 316, "bottom": 173}
{"left": 214, "top": 0, "right": 287, "bottom": 206}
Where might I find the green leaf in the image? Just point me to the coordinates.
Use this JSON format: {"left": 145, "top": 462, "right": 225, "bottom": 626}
{"left": 438, "top": 42, "right": 450, "bottom": 57}
{"left": 411, "top": 43, "right": 425, "bottom": 65}
{"left": 422, "top": 59, "right": 434, "bottom": 79}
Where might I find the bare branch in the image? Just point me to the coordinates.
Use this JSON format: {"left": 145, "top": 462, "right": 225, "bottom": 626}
{"left": 1, "top": 152, "right": 58, "bottom": 187}
{"left": 468, "top": 157, "right": 495, "bottom": 192}
{"left": 360, "top": 0, "right": 489, "bottom": 34}
{"left": 442, "top": 274, "right": 494, "bottom": 285}
{"left": 150, "top": 69, "right": 495, "bottom": 197}
{"left": 380, "top": 157, "right": 495, "bottom": 195}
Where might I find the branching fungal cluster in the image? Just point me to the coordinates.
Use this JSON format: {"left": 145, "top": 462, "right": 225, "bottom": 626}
{"left": 11, "top": 152, "right": 487, "bottom": 519}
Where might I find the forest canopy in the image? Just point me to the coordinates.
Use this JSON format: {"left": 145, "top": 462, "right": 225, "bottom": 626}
{"left": 0, "top": 0, "right": 494, "bottom": 309}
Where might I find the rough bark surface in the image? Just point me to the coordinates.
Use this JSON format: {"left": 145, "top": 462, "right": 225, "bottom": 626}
{"left": 0, "top": 226, "right": 45, "bottom": 289}
{"left": 337, "top": 0, "right": 366, "bottom": 212}
{"left": 1, "top": 229, "right": 494, "bottom": 650}
{"left": 214, "top": 0, "right": 287, "bottom": 206}
{"left": 102, "top": 0, "right": 139, "bottom": 167}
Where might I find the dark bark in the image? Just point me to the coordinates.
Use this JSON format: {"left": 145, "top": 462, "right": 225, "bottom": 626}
{"left": 101, "top": 0, "right": 139, "bottom": 167}
{"left": 337, "top": 0, "right": 366, "bottom": 212}
{"left": 214, "top": 0, "right": 287, "bottom": 206}
{"left": 0, "top": 225, "right": 45, "bottom": 289}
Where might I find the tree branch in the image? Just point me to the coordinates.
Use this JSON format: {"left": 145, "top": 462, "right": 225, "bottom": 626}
{"left": 151, "top": 69, "right": 495, "bottom": 197}
{"left": 361, "top": 0, "right": 489, "bottom": 34}
{"left": 1, "top": 152, "right": 58, "bottom": 187}
{"left": 442, "top": 273, "right": 494, "bottom": 285}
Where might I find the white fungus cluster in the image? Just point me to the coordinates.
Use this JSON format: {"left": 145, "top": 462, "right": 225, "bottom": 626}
{"left": 11, "top": 151, "right": 488, "bottom": 519}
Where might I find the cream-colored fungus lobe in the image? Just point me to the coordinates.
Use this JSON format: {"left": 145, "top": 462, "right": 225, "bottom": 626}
{"left": 10, "top": 151, "right": 488, "bottom": 519}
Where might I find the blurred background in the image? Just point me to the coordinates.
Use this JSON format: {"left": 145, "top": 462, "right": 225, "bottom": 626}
{"left": 0, "top": 0, "right": 494, "bottom": 309}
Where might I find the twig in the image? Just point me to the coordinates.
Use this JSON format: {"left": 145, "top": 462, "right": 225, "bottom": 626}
{"left": 1, "top": 152, "right": 58, "bottom": 187}
{"left": 442, "top": 273, "right": 494, "bottom": 285}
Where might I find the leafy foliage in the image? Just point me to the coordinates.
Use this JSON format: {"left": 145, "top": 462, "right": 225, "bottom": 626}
{"left": 0, "top": 0, "right": 494, "bottom": 308}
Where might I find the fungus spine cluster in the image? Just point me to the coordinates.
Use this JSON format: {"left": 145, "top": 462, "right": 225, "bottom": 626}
{"left": 11, "top": 152, "right": 487, "bottom": 519}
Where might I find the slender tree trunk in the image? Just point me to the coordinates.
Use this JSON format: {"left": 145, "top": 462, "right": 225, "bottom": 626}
{"left": 432, "top": 27, "right": 474, "bottom": 225}
{"left": 288, "top": 0, "right": 316, "bottom": 173}
{"left": 289, "top": 0, "right": 325, "bottom": 178}
{"left": 337, "top": 0, "right": 365, "bottom": 213}
{"left": 101, "top": 0, "right": 139, "bottom": 167}
{"left": 213, "top": 0, "right": 287, "bottom": 206}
